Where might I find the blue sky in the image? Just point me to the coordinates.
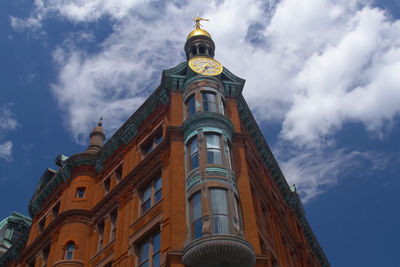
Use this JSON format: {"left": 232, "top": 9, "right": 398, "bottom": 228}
{"left": 1, "top": 0, "right": 400, "bottom": 266}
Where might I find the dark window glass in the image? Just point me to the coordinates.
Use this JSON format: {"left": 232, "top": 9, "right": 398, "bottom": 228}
{"left": 191, "top": 192, "right": 202, "bottom": 239}
{"left": 76, "top": 187, "right": 86, "bottom": 198}
{"left": 202, "top": 92, "right": 217, "bottom": 112}
{"left": 199, "top": 46, "right": 206, "bottom": 54}
{"left": 155, "top": 132, "right": 163, "bottom": 146}
{"left": 39, "top": 218, "right": 46, "bottom": 232}
{"left": 115, "top": 165, "right": 123, "bottom": 182}
{"left": 189, "top": 137, "right": 199, "bottom": 170}
{"left": 211, "top": 189, "right": 229, "bottom": 234}
{"left": 28, "top": 259, "right": 35, "bottom": 267}
{"left": 206, "top": 134, "right": 222, "bottom": 164}
{"left": 138, "top": 231, "right": 161, "bottom": 267}
{"left": 191, "top": 46, "right": 197, "bottom": 56}
{"left": 186, "top": 95, "right": 196, "bottom": 116}
{"left": 155, "top": 176, "right": 162, "bottom": 202}
{"left": 141, "top": 176, "right": 162, "bottom": 214}
{"left": 143, "top": 130, "right": 163, "bottom": 157}
{"left": 43, "top": 244, "right": 50, "bottom": 267}
{"left": 141, "top": 185, "right": 152, "bottom": 213}
{"left": 104, "top": 178, "right": 110, "bottom": 193}
{"left": 110, "top": 211, "right": 118, "bottom": 241}
{"left": 65, "top": 241, "right": 75, "bottom": 260}
{"left": 52, "top": 201, "right": 60, "bottom": 217}
{"left": 98, "top": 221, "right": 104, "bottom": 251}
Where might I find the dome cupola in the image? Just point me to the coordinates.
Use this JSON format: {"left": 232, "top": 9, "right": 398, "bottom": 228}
{"left": 185, "top": 17, "right": 215, "bottom": 60}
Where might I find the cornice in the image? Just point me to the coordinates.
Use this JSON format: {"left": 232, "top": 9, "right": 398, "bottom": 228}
{"left": 182, "top": 112, "right": 234, "bottom": 142}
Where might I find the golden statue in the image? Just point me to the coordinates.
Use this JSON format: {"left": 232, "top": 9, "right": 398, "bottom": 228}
{"left": 192, "top": 16, "right": 209, "bottom": 29}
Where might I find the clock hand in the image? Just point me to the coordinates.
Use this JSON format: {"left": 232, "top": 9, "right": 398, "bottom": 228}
{"left": 199, "top": 63, "right": 209, "bottom": 73}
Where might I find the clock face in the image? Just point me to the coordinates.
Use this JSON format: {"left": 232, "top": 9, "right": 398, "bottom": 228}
{"left": 189, "top": 57, "right": 223, "bottom": 76}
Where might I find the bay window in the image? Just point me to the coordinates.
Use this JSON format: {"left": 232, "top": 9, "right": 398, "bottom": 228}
{"left": 202, "top": 92, "right": 217, "bottom": 112}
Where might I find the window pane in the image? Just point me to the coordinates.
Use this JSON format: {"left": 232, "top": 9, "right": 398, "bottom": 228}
{"left": 155, "top": 190, "right": 162, "bottom": 202}
{"left": 211, "top": 189, "right": 228, "bottom": 214}
{"left": 155, "top": 133, "right": 163, "bottom": 145}
{"left": 153, "top": 232, "right": 161, "bottom": 253}
{"left": 187, "top": 95, "right": 195, "bottom": 116}
{"left": 213, "top": 215, "right": 230, "bottom": 234}
{"left": 207, "top": 150, "right": 222, "bottom": 164}
{"left": 206, "top": 135, "right": 220, "bottom": 148}
{"left": 143, "top": 186, "right": 151, "bottom": 201}
{"left": 155, "top": 177, "right": 162, "bottom": 191}
{"left": 139, "top": 240, "right": 149, "bottom": 263}
{"left": 203, "top": 92, "right": 216, "bottom": 102}
{"left": 190, "top": 138, "right": 197, "bottom": 155}
{"left": 194, "top": 219, "right": 203, "bottom": 239}
{"left": 192, "top": 193, "right": 202, "bottom": 220}
{"left": 153, "top": 252, "right": 160, "bottom": 267}
{"left": 190, "top": 153, "right": 199, "bottom": 169}
{"left": 142, "top": 199, "right": 151, "bottom": 212}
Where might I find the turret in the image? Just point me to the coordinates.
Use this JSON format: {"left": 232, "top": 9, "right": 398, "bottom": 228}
{"left": 86, "top": 118, "right": 105, "bottom": 153}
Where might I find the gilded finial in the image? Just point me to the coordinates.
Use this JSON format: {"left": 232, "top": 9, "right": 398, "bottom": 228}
{"left": 192, "top": 16, "right": 209, "bottom": 29}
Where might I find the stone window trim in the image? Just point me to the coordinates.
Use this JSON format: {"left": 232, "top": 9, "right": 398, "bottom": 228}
{"left": 183, "top": 87, "right": 226, "bottom": 119}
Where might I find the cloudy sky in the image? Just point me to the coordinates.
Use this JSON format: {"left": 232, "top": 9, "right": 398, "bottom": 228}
{"left": 1, "top": 0, "right": 399, "bottom": 265}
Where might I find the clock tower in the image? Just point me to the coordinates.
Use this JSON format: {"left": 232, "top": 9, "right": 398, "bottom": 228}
{"left": 181, "top": 18, "right": 255, "bottom": 267}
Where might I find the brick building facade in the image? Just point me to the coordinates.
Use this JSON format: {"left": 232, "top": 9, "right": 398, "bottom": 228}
{"left": 1, "top": 21, "right": 329, "bottom": 267}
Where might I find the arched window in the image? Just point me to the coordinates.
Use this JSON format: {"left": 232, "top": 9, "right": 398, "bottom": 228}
{"left": 199, "top": 45, "right": 206, "bottom": 54}
{"left": 191, "top": 46, "right": 197, "bottom": 56}
{"left": 65, "top": 241, "right": 75, "bottom": 260}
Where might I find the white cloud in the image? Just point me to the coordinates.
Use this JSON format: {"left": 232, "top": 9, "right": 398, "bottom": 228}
{"left": 0, "top": 104, "right": 18, "bottom": 161}
{"left": 0, "top": 141, "right": 13, "bottom": 161}
{"left": 10, "top": 0, "right": 400, "bottom": 200}
{"left": 276, "top": 146, "right": 388, "bottom": 202}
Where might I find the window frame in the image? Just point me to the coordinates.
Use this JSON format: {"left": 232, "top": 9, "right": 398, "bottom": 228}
{"left": 137, "top": 230, "right": 161, "bottom": 267}
{"left": 76, "top": 187, "right": 86, "bottom": 199}
{"left": 65, "top": 241, "right": 75, "bottom": 260}
{"left": 141, "top": 129, "right": 163, "bottom": 157}
{"left": 97, "top": 221, "right": 105, "bottom": 252}
{"left": 210, "top": 188, "right": 230, "bottom": 234}
{"left": 190, "top": 191, "right": 203, "bottom": 239}
{"left": 110, "top": 210, "right": 118, "bottom": 242}
{"left": 184, "top": 89, "right": 226, "bottom": 118}
{"left": 140, "top": 175, "right": 162, "bottom": 215}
